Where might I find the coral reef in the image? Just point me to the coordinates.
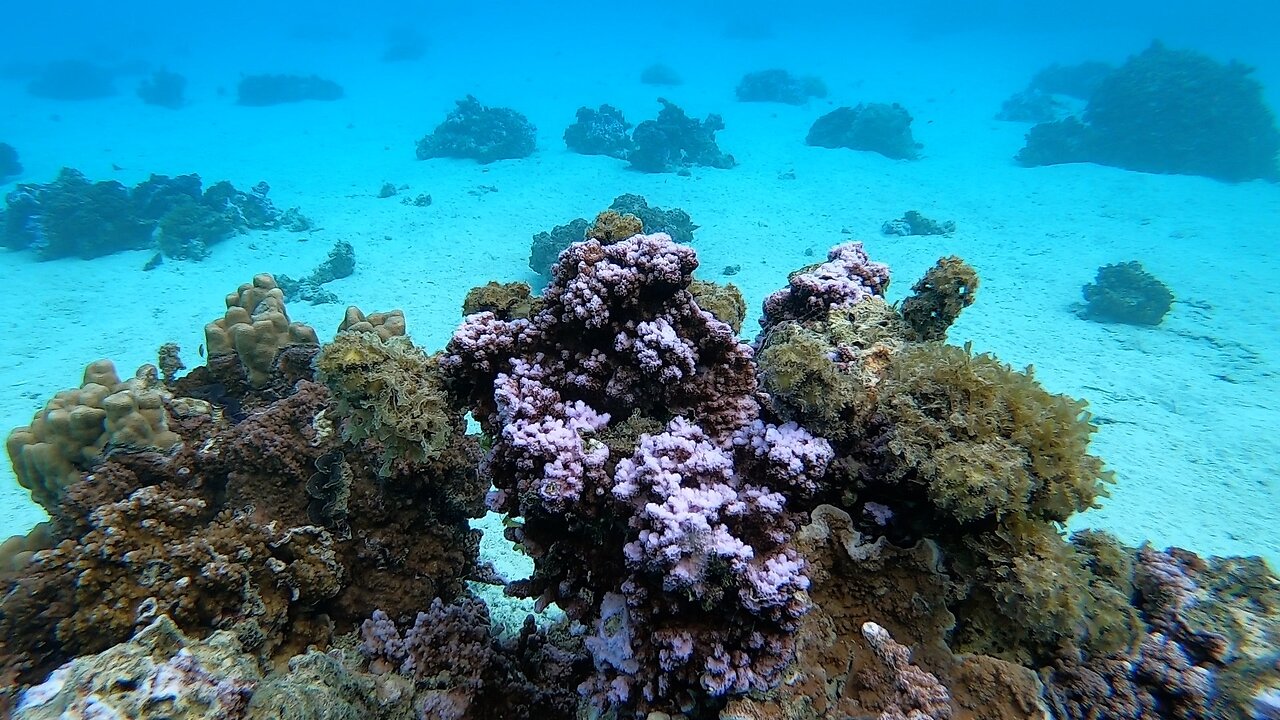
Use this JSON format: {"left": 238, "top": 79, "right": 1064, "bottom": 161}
{"left": 996, "top": 89, "right": 1073, "bottom": 124}
{"left": 563, "top": 104, "right": 634, "bottom": 159}
{"left": 236, "top": 74, "right": 344, "bottom": 106}
{"left": 0, "top": 169, "right": 301, "bottom": 260}
{"left": 882, "top": 210, "right": 956, "bottom": 236}
{"left": 755, "top": 240, "right": 1133, "bottom": 666}
{"left": 277, "top": 240, "right": 357, "bottom": 305}
{"left": 529, "top": 217, "right": 590, "bottom": 278}
{"left": 2, "top": 217, "right": 1277, "bottom": 720}
{"left": 1, "top": 309, "right": 483, "bottom": 703}
{"left": 1017, "top": 42, "right": 1280, "bottom": 181}
{"left": 204, "top": 274, "right": 321, "bottom": 387}
{"left": 358, "top": 597, "right": 588, "bottom": 718}
{"left": 25, "top": 60, "right": 116, "bottom": 100}
{"left": 735, "top": 69, "right": 827, "bottom": 105}
{"left": 416, "top": 95, "right": 537, "bottom": 163}
{"left": 1078, "top": 261, "right": 1174, "bottom": 326}
{"left": 529, "top": 195, "right": 697, "bottom": 276}
{"left": 629, "top": 98, "right": 736, "bottom": 173}
{"left": 0, "top": 142, "right": 21, "bottom": 182}
{"left": 137, "top": 69, "right": 187, "bottom": 109}
{"left": 807, "top": 102, "right": 922, "bottom": 160}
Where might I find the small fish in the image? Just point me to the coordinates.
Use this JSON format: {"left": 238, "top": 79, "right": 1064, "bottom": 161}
{"left": 198, "top": 343, "right": 206, "bottom": 358}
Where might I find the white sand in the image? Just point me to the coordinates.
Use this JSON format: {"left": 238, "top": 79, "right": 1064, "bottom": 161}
{"left": 1, "top": 17, "right": 1277, "bottom": 570}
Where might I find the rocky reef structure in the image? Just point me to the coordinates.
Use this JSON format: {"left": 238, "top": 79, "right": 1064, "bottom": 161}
{"left": 629, "top": 98, "right": 736, "bottom": 173}
{"left": 563, "top": 104, "right": 634, "bottom": 159}
{"left": 137, "top": 69, "right": 187, "bottom": 109}
{"left": 807, "top": 102, "right": 922, "bottom": 160}
{"left": 882, "top": 209, "right": 956, "bottom": 236}
{"left": 1016, "top": 42, "right": 1280, "bottom": 181}
{"left": 735, "top": 68, "right": 827, "bottom": 105}
{"left": 997, "top": 61, "right": 1113, "bottom": 123}
{"left": 416, "top": 95, "right": 537, "bottom": 163}
{"left": 0, "top": 142, "right": 20, "bottom": 182}
{"left": 1078, "top": 261, "right": 1175, "bottom": 326}
{"left": 24, "top": 60, "right": 116, "bottom": 100}
{"left": 277, "top": 240, "right": 357, "bottom": 305}
{"left": 236, "top": 73, "right": 344, "bottom": 106}
{"left": 0, "top": 169, "right": 307, "bottom": 261}
{"left": 0, "top": 279, "right": 485, "bottom": 714}
{"left": 529, "top": 194, "right": 697, "bottom": 276}
{"left": 0, "top": 219, "right": 1275, "bottom": 719}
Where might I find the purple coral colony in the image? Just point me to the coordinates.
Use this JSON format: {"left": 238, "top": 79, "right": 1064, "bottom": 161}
{"left": 1, "top": 217, "right": 1276, "bottom": 720}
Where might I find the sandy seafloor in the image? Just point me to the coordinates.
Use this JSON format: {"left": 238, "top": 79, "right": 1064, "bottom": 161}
{"left": 0, "top": 13, "right": 1277, "bottom": 596}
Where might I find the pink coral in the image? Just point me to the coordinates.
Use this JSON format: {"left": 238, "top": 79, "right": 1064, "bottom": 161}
{"left": 760, "top": 242, "right": 890, "bottom": 331}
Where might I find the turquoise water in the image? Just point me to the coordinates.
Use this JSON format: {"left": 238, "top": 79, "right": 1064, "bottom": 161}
{"left": 0, "top": 1, "right": 1277, "bottom": 717}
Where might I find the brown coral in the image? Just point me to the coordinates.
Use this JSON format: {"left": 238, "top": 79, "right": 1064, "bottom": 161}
{"left": 338, "top": 306, "right": 407, "bottom": 341}
{"left": 204, "top": 273, "right": 319, "bottom": 387}
{"left": 900, "top": 256, "right": 979, "bottom": 342}
{"left": 6, "top": 360, "right": 180, "bottom": 511}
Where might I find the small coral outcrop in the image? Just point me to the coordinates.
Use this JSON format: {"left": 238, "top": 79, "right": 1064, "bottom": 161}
{"left": 278, "top": 240, "right": 357, "bottom": 305}
{"left": 807, "top": 102, "right": 922, "bottom": 160}
{"left": 882, "top": 210, "right": 956, "bottom": 237}
{"left": 563, "top": 104, "right": 633, "bottom": 159}
{"left": 136, "top": 69, "right": 187, "bottom": 109}
{"left": 0, "top": 142, "right": 21, "bottom": 182}
{"left": 204, "top": 274, "right": 320, "bottom": 387}
{"left": 236, "top": 74, "right": 344, "bottom": 106}
{"left": 629, "top": 98, "right": 736, "bottom": 173}
{"left": 1016, "top": 42, "right": 1280, "bottom": 181}
{"left": 1078, "top": 261, "right": 1174, "bottom": 326}
{"left": 735, "top": 68, "right": 827, "bottom": 105}
{"left": 416, "top": 95, "right": 537, "bottom": 163}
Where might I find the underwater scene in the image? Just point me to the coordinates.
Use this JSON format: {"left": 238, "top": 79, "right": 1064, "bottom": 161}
{"left": 0, "top": 0, "right": 1278, "bottom": 717}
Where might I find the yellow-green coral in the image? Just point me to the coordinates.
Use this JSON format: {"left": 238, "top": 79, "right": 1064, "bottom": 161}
{"left": 316, "top": 330, "right": 461, "bottom": 475}
{"left": 689, "top": 279, "right": 747, "bottom": 334}
{"left": 881, "top": 342, "right": 1112, "bottom": 524}
{"left": 900, "top": 256, "right": 979, "bottom": 342}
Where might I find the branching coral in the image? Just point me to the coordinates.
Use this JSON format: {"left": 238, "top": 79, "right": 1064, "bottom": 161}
{"left": 443, "top": 232, "right": 830, "bottom": 716}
